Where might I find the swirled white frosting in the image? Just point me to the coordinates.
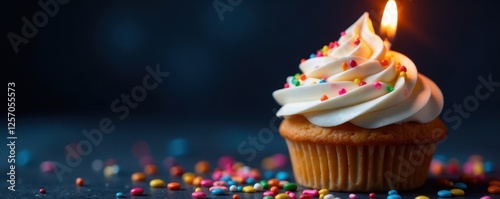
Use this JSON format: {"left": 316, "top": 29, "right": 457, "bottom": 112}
{"left": 272, "top": 12, "right": 443, "bottom": 129}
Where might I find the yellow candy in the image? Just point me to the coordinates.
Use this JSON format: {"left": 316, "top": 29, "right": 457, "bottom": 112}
{"left": 319, "top": 194, "right": 325, "bottom": 199}
{"left": 149, "top": 179, "right": 165, "bottom": 188}
{"left": 103, "top": 166, "right": 115, "bottom": 178}
{"left": 183, "top": 172, "right": 196, "bottom": 184}
{"left": 414, "top": 196, "right": 430, "bottom": 199}
{"left": 450, "top": 189, "right": 465, "bottom": 196}
{"left": 319, "top": 188, "right": 329, "bottom": 195}
{"left": 275, "top": 193, "right": 291, "bottom": 199}
{"left": 473, "top": 161, "right": 484, "bottom": 175}
{"left": 195, "top": 187, "right": 203, "bottom": 192}
{"left": 354, "top": 79, "right": 361, "bottom": 85}
{"left": 242, "top": 186, "right": 255, "bottom": 193}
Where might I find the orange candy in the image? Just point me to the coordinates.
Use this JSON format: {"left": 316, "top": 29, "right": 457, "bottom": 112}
{"left": 268, "top": 178, "right": 279, "bottom": 187}
{"left": 195, "top": 161, "right": 211, "bottom": 174}
{"left": 192, "top": 176, "right": 203, "bottom": 187}
{"left": 75, "top": 177, "right": 84, "bottom": 186}
{"left": 131, "top": 172, "right": 146, "bottom": 182}
{"left": 232, "top": 176, "right": 245, "bottom": 185}
{"left": 167, "top": 182, "right": 181, "bottom": 190}
{"left": 487, "top": 185, "right": 500, "bottom": 194}
{"left": 270, "top": 186, "right": 279, "bottom": 195}
{"left": 233, "top": 194, "right": 240, "bottom": 199}
{"left": 170, "top": 165, "right": 185, "bottom": 176}
{"left": 144, "top": 164, "right": 158, "bottom": 175}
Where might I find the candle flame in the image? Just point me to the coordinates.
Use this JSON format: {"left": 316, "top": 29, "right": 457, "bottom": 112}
{"left": 380, "top": 0, "right": 398, "bottom": 42}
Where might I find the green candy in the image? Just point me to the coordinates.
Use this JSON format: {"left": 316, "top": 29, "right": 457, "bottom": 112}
{"left": 260, "top": 180, "right": 270, "bottom": 189}
{"left": 283, "top": 183, "right": 297, "bottom": 191}
{"left": 264, "top": 196, "right": 274, "bottom": 199}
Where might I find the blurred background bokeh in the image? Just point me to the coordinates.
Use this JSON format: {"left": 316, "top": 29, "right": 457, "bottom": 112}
{"left": 1, "top": 0, "right": 500, "bottom": 186}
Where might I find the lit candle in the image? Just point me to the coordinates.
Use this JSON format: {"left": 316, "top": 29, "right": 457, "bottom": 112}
{"left": 380, "top": 0, "right": 398, "bottom": 50}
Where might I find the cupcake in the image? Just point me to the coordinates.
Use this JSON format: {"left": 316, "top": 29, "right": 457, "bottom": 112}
{"left": 272, "top": 12, "right": 447, "bottom": 192}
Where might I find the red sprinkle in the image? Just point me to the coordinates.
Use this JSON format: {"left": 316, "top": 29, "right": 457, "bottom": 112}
{"left": 341, "top": 31, "right": 346, "bottom": 36}
{"left": 329, "top": 42, "right": 335, "bottom": 49}
{"left": 349, "top": 60, "right": 358, "bottom": 68}
{"left": 359, "top": 81, "right": 367, "bottom": 86}
{"left": 380, "top": 59, "right": 389, "bottom": 66}
{"left": 284, "top": 83, "right": 289, "bottom": 88}
{"left": 39, "top": 189, "right": 46, "bottom": 194}
{"left": 320, "top": 95, "right": 329, "bottom": 101}
{"left": 300, "top": 58, "right": 306, "bottom": 63}
{"left": 373, "top": 81, "right": 382, "bottom": 89}
{"left": 400, "top": 66, "right": 407, "bottom": 72}
{"left": 354, "top": 38, "right": 360, "bottom": 45}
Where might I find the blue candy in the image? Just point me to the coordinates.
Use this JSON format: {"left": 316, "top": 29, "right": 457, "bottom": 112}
{"left": 387, "top": 194, "right": 401, "bottom": 199}
{"left": 246, "top": 178, "right": 256, "bottom": 184}
{"left": 227, "top": 180, "right": 237, "bottom": 187}
{"left": 437, "top": 190, "right": 452, "bottom": 197}
{"left": 237, "top": 186, "right": 243, "bottom": 192}
{"left": 116, "top": 192, "right": 124, "bottom": 198}
{"left": 211, "top": 188, "right": 226, "bottom": 195}
{"left": 220, "top": 175, "right": 231, "bottom": 182}
{"left": 264, "top": 170, "right": 275, "bottom": 179}
{"left": 454, "top": 182, "right": 467, "bottom": 189}
{"left": 388, "top": 189, "right": 398, "bottom": 195}
{"left": 276, "top": 171, "right": 289, "bottom": 181}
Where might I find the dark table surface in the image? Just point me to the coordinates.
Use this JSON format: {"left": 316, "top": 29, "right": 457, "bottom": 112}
{"left": 1, "top": 115, "right": 500, "bottom": 199}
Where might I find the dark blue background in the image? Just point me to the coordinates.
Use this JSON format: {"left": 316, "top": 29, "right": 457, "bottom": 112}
{"left": 1, "top": 1, "right": 500, "bottom": 197}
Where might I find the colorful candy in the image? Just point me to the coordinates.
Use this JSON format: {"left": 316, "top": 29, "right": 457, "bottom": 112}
{"left": 131, "top": 172, "right": 146, "bottom": 182}
{"left": 323, "top": 194, "right": 335, "bottom": 199}
{"left": 487, "top": 185, "right": 500, "bottom": 194}
{"left": 437, "top": 190, "right": 452, "bottom": 197}
{"left": 263, "top": 191, "right": 276, "bottom": 196}
{"left": 387, "top": 194, "right": 402, "bottom": 199}
{"left": 242, "top": 185, "right": 255, "bottom": 193}
{"left": 130, "top": 187, "right": 144, "bottom": 196}
{"left": 373, "top": 81, "right": 382, "bottom": 89}
{"left": 75, "top": 177, "right": 84, "bottom": 186}
{"left": 349, "top": 60, "right": 357, "bottom": 68}
{"left": 39, "top": 188, "right": 46, "bottom": 194}
{"left": 302, "top": 189, "right": 319, "bottom": 196}
{"left": 233, "top": 194, "right": 240, "bottom": 199}
{"left": 144, "top": 164, "right": 158, "bottom": 175}
{"left": 254, "top": 183, "right": 264, "bottom": 191}
{"left": 276, "top": 193, "right": 291, "bottom": 199}
{"left": 284, "top": 183, "right": 297, "bottom": 191}
{"left": 450, "top": 188, "right": 465, "bottom": 196}
{"left": 183, "top": 172, "right": 196, "bottom": 184}
{"left": 320, "top": 95, "right": 329, "bottom": 101}
{"left": 192, "top": 191, "right": 207, "bottom": 199}
{"left": 349, "top": 193, "right": 356, "bottom": 199}
{"left": 369, "top": 193, "right": 376, "bottom": 198}
{"left": 201, "top": 179, "right": 214, "bottom": 187}
{"left": 169, "top": 165, "right": 184, "bottom": 176}
{"left": 149, "top": 179, "right": 165, "bottom": 188}
{"left": 167, "top": 182, "right": 181, "bottom": 190}
{"left": 116, "top": 192, "right": 124, "bottom": 198}
{"left": 195, "top": 160, "right": 211, "bottom": 174}
{"left": 414, "top": 196, "right": 429, "bottom": 199}
{"left": 211, "top": 188, "right": 226, "bottom": 195}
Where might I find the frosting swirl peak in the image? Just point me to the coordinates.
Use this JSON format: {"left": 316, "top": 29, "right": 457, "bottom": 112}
{"left": 272, "top": 12, "right": 443, "bottom": 129}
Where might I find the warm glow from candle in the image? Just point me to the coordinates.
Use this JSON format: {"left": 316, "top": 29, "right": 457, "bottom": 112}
{"left": 380, "top": 0, "right": 398, "bottom": 42}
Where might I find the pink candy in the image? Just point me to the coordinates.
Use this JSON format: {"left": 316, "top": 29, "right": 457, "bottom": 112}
{"left": 263, "top": 191, "right": 276, "bottom": 196}
{"left": 302, "top": 189, "right": 319, "bottom": 196}
{"left": 480, "top": 196, "right": 492, "bottom": 199}
{"left": 373, "top": 81, "right": 382, "bottom": 89}
{"left": 288, "top": 192, "right": 296, "bottom": 199}
{"left": 213, "top": 181, "right": 227, "bottom": 187}
{"left": 192, "top": 192, "right": 207, "bottom": 199}
{"left": 201, "top": 179, "right": 214, "bottom": 187}
{"left": 209, "top": 186, "right": 228, "bottom": 192}
{"left": 130, "top": 188, "right": 144, "bottom": 196}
